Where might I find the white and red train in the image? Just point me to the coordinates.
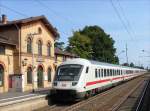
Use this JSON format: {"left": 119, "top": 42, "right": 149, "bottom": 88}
{"left": 52, "top": 58, "right": 146, "bottom": 100}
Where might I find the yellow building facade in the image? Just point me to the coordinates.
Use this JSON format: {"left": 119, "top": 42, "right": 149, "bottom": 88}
{"left": 0, "top": 15, "right": 59, "bottom": 93}
{"left": 0, "top": 44, "right": 15, "bottom": 93}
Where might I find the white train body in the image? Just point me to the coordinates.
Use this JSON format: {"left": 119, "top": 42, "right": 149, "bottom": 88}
{"left": 52, "top": 58, "right": 146, "bottom": 99}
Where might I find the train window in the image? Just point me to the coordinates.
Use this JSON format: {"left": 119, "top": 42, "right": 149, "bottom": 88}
{"left": 101, "top": 69, "right": 104, "bottom": 77}
{"left": 107, "top": 69, "right": 109, "bottom": 76}
{"left": 106, "top": 69, "right": 108, "bottom": 76}
{"left": 99, "top": 69, "right": 101, "bottom": 77}
{"left": 108, "top": 69, "right": 110, "bottom": 76}
{"left": 110, "top": 69, "right": 112, "bottom": 76}
{"left": 104, "top": 69, "right": 107, "bottom": 77}
{"left": 95, "top": 69, "right": 98, "bottom": 78}
{"left": 109, "top": 69, "right": 111, "bottom": 76}
{"left": 113, "top": 70, "right": 115, "bottom": 76}
{"left": 114, "top": 70, "right": 115, "bottom": 76}
{"left": 117, "top": 70, "right": 119, "bottom": 75}
{"left": 118, "top": 70, "right": 120, "bottom": 75}
{"left": 115, "top": 70, "right": 117, "bottom": 76}
{"left": 86, "top": 67, "right": 89, "bottom": 73}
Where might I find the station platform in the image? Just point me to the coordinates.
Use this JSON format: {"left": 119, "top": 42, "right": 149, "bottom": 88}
{"left": 0, "top": 88, "right": 51, "bottom": 107}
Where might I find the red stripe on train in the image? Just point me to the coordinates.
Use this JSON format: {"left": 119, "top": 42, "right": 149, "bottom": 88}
{"left": 86, "top": 75, "right": 133, "bottom": 86}
{"left": 86, "top": 79, "right": 110, "bottom": 86}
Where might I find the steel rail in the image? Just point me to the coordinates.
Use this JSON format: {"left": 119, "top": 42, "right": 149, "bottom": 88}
{"left": 110, "top": 80, "right": 144, "bottom": 111}
{"left": 135, "top": 79, "right": 150, "bottom": 111}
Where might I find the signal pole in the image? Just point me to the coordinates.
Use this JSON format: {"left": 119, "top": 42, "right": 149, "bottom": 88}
{"left": 126, "top": 43, "right": 128, "bottom": 64}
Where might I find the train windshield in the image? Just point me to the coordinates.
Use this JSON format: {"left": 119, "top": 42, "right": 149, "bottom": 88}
{"left": 55, "top": 64, "right": 83, "bottom": 81}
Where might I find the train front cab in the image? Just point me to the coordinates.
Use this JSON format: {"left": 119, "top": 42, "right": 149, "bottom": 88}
{"left": 51, "top": 64, "right": 87, "bottom": 100}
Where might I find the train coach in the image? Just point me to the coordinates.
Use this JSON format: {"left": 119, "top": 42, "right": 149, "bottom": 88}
{"left": 52, "top": 58, "right": 146, "bottom": 100}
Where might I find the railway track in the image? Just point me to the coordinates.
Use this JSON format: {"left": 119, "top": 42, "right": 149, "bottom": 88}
{"left": 38, "top": 77, "right": 144, "bottom": 111}
{"left": 67, "top": 76, "right": 145, "bottom": 111}
{"left": 135, "top": 78, "right": 150, "bottom": 111}
{"left": 35, "top": 75, "right": 147, "bottom": 111}
{"left": 110, "top": 79, "right": 145, "bottom": 111}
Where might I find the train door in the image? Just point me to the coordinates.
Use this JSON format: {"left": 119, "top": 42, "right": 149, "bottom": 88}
{"left": 37, "top": 66, "right": 43, "bottom": 88}
{"left": 0, "top": 65, "right": 4, "bottom": 87}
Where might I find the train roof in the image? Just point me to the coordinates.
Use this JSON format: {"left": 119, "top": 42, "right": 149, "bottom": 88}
{"left": 61, "top": 58, "right": 143, "bottom": 70}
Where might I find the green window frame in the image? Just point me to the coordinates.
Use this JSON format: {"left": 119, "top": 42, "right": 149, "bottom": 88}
{"left": 38, "top": 40, "right": 42, "bottom": 56}
{"left": 48, "top": 67, "right": 51, "bottom": 82}
{"left": 27, "top": 37, "right": 32, "bottom": 53}
{"left": 47, "top": 43, "right": 51, "bottom": 56}
{"left": 27, "top": 67, "right": 32, "bottom": 84}
{"left": 0, "top": 65, "right": 4, "bottom": 86}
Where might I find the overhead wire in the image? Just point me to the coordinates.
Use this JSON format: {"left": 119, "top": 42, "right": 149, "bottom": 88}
{"left": 109, "top": 0, "right": 133, "bottom": 40}
{"left": 117, "top": 0, "right": 136, "bottom": 39}
{"left": 0, "top": 4, "right": 28, "bottom": 17}
{"left": 116, "top": 0, "right": 141, "bottom": 64}
{"left": 110, "top": 0, "right": 144, "bottom": 65}
{"left": 35, "top": 0, "right": 77, "bottom": 27}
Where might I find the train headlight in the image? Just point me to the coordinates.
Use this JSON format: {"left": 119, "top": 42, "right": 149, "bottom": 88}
{"left": 53, "top": 81, "right": 57, "bottom": 86}
{"left": 72, "top": 82, "right": 78, "bottom": 86}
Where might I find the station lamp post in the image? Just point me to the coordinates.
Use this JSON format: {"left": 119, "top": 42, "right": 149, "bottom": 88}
{"left": 28, "top": 32, "right": 40, "bottom": 92}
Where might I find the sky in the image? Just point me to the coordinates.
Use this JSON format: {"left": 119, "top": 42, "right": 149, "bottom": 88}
{"left": 0, "top": 0, "right": 150, "bottom": 68}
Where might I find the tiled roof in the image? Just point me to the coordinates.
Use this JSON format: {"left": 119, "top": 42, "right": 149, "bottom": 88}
{"left": 0, "top": 15, "right": 59, "bottom": 38}
{"left": 55, "top": 47, "right": 78, "bottom": 57}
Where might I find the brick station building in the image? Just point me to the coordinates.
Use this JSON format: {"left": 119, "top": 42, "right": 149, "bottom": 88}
{"left": 0, "top": 15, "right": 62, "bottom": 93}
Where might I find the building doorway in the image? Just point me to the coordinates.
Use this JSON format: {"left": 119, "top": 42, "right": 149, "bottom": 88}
{"left": 37, "top": 66, "right": 43, "bottom": 88}
{"left": 0, "top": 65, "right": 4, "bottom": 86}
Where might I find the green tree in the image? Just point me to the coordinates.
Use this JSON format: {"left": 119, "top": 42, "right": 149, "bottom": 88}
{"left": 130, "top": 62, "right": 134, "bottom": 67}
{"left": 66, "top": 32, "right": 92, "bottom": 58}
{"left": 66, "top": 25, "right": 119, "bottom": 64}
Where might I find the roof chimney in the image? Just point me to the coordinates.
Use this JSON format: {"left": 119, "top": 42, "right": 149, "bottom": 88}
{"left": 2, "top": 14, "right": 7, "bottom": 24}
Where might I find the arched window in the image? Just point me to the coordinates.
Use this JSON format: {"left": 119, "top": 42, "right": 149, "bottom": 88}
{"left": 0, "top": 65, "right": 4, "bottom": 86}
{"left": 27, "top": 67, "right": 32, "bottom": 84}
{"left": 47, "top": 67, "right": 51, "bottom": 82}
{"left": 37, "top": 66, "right": 43, "bottom": 87}
{"left": 47, "top": 43, "right": 51, "bottom": 56}
{"left": 27, "top": 37, "right": 32, "bottom": 53}
{"left": 38, "top": 40, "right": 42, "bottom": 56}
